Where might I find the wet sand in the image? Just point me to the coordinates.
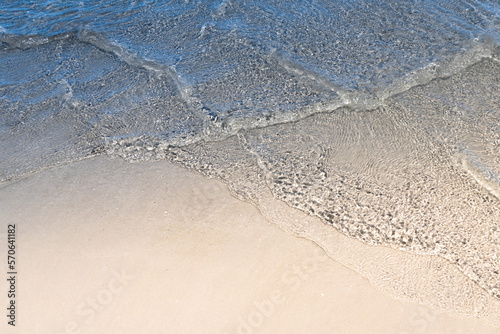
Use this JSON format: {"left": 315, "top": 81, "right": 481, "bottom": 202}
{"left": 0, "top": 156, "right": 498, "bottom": 334}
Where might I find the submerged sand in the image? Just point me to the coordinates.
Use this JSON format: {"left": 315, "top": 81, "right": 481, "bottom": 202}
{"left": 0, "top": 156, "right": 498, "bottom": 333}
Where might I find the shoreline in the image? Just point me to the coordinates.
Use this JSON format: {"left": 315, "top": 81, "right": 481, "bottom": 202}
{"left": 0, "top": 156, "right": 498, "bottom": 333}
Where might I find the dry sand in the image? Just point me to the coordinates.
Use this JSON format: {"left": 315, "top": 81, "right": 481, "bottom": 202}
{"left": 0, "top": 156, "right": 499, "bottom": 334}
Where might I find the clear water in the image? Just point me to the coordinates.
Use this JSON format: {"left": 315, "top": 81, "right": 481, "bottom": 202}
{"left": 1, "top": 0, "right": 500, "bottom": 305}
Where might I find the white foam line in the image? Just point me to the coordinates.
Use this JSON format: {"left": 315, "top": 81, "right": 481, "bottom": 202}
{"left": 78, "top": 30, "right": 198, "bottom": 109}
{"left": 268, "top": 49, "right": 346, "bottom": 96}
{"left": 460, "top": 151, "right": 500, "bottom": 201}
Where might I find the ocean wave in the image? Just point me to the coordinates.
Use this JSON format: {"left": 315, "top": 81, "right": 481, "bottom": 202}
{"left": 1, "top": 25, "right": 500, "bottom": 175}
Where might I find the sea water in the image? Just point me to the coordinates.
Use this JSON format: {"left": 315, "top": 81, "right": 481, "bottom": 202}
{"left": 1, "top": 0, "right": 499, "bottom": 312}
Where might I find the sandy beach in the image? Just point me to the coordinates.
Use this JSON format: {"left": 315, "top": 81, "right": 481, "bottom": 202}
{"left": 0, "top": 156, "right": 498, "bottom": 334}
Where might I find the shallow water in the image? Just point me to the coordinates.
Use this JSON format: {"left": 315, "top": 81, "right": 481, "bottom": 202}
{"left": 1, "top": 0, "right": 499, "bottom": 313}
